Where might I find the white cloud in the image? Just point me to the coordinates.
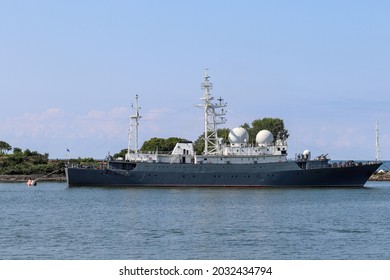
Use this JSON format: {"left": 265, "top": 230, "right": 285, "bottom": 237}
{"left": 289, "top": 122, "right": 378, "bottom": 160}
{"left": 3, "top": 108, "right": 65, "bottom": 138}
{"left": 1, "top": 107, "right": 129, "bottom": 140}
{"left": 71, "top": 107, "right": 129, "bottom": 139}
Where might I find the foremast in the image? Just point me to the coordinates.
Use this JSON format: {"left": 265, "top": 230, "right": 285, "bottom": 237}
{"left": 126, "top": 95, "right": 142, "bottom": 158}
{"left": 196, "top": 70, "right": 227, "bottom": 155}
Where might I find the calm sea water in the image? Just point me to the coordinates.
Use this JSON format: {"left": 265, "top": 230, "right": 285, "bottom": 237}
{"left": 1, "top": 181, "right": 390, "bottom": 260}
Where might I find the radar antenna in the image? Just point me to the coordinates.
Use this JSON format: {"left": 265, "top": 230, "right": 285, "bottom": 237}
{"left": 196, "top": 69, "right": 227, "bottom": 155}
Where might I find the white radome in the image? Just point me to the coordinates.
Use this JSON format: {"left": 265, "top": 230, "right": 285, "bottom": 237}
{"left": 256, "top": 130, "right": 274, "bottom": 144}
{"left": 228, "top": 127, "right": 249, "bottom": 144}
{"left": 303, "top": 149, "right": 311, "bottom": 160}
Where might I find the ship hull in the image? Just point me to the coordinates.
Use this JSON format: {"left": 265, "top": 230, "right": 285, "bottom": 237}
{"left": 66, "top": 161, "right": 381, "bottom": 187}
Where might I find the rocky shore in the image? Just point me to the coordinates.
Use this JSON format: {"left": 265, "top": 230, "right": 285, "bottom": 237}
{"left": 0, "top": 174, "right": 66, "bottom": 182}
{"left": 368, "top": 172, "right": 390, "bottom": 181}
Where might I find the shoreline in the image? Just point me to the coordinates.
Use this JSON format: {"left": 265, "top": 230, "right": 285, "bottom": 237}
{"left": 368, "top": 173, "right": 390, "bottom": 181}
{"left": 0, "top": 174, "right": 66, "bottom": 183}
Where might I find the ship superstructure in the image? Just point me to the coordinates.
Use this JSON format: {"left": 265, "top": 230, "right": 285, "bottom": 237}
{"left": 65, "top": 72, "right": 381, "bottom": 187}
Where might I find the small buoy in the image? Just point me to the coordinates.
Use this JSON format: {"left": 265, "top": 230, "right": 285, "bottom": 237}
{"left": 27, "top": 179, "right": 37, "bottom": 186}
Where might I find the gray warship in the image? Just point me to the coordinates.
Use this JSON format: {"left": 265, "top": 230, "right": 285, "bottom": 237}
{"left": 66, "top": 71, "right": 381, "bottom": 187}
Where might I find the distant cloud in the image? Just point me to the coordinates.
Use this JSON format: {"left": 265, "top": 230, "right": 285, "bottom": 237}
{"left": 144, "top": 108, "right": 171, "bottom": 121}
{"left": 3, "top": 108, "right": 65, "bottom": 138}
{"left": 1, "top": 107, "right": 130, "bottom": 140}
{"left": 141, "top": 107, "right": 172, "bottom": 134}
{"left": 71, "top": 107, "right": 129, "bottom": 139}
{"left": 290, "top": 122, "right": 375, "bottom": 160}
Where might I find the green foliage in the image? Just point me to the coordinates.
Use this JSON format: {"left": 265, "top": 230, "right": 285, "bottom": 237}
{"left": 114, "top": 149, "right": 128, "bottom": 159}
{"left": 0, "top": 158, "right": 65, "bottom": 175}
{"left": 0, "top": 140, "right": 103, "bottom": 175}
{"left": 193, "top": 128, "right": 230, "bottom": 155}
{"left": 248, "top": 117, "right": 289, "bottom": 145}
{"left": 217, "top": 128, "right": 231, "bottom": 143}
{"left": 141, "top": 137, "right": 191, "bottom": 152}
{"left": 0, "top": 142, "right": 63, "bottom": 175}
{"left": 78, "top": 157, "right": 96, "bottom": 163}
{"left": 193, "top": 135, "right": 204, "bottom": 155}
{"left": 66, "top": 157, "right": 99, "bottom": 168}
{"left": 0, "top": 141, "right": 12, "bottom": 154}
{"left": 114, "top": 137, "right": 192, "bottom": 157}
{"left": 13, "top": 147, "right": 23, "bottom": 155}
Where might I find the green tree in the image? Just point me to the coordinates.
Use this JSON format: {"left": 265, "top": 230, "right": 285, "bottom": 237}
{"left": 114, "top": 149, "right": 128, "bottom": 159}
{"left": 23, "top": 149, "right": 33, "bottom": 157}
{"left": 193, "top": 128, "right": 231, "bottom": 155}
{"left": 248, "top": 118, "right": 289, "bottom": 144}
{"left": 0, "top": 141, "right": 67, "bottom": 175}
{"left": 141, "top": 137, "right": 191, "bottom": 152}
{"left": 193, "top": 134, "right": 205, "bottom": 155}
{"left": 0, "top": 141, "right": 12, "bottom": 154}
{"left": 13, "top": 147, "right": 23, "bottom": 155}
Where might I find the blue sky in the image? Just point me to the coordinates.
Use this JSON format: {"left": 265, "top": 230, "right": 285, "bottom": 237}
{"left": 1, "top": 0, "right": 389, "bottom": 160}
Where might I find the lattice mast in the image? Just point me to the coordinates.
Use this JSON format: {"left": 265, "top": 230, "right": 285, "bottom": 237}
{"left": 196, "top": 70, "right": 227, "bottom": 155}
{"left": 128, "top": 94, "right": 142, "bottom": 155}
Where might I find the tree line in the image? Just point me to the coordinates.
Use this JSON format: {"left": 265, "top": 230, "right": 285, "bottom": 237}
{"left": 0, "top": 140, "right": 94, "bottom": 175}
{"left": 0, "top": 141, "right": 62, "bottom": 175}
